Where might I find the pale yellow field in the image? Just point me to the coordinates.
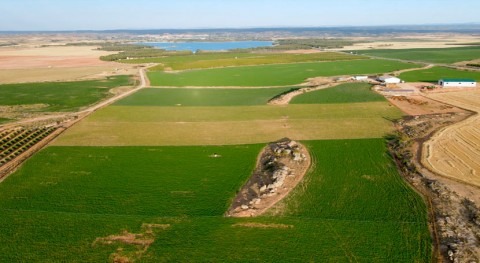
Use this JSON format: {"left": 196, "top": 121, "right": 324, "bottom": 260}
{"left": 53, "top": 103, "right": 401, "bottom": 146}
{"left": 338, "top": 35, "right": 480, "bottom": 50}
{"left": 423, "top": 90, "right": 480, "bottom": 187}
{"left": 0, "top": 45, "right": 135, "bottom": 83}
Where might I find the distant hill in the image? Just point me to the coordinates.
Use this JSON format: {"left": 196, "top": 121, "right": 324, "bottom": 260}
{"left": 1, "top": 24, "right": 479, "bottom": 35}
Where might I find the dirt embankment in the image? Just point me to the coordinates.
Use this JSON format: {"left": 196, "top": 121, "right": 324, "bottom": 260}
{"left": 389, "top": 113, "right": 480, "bottom": 262}
{"left": 226, "top": 139, "right": 310, "bottom": 217}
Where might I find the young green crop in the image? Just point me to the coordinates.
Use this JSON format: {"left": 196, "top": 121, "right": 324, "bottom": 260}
{"left": 399, "top": 66, "right": 480, "bottom": 82}
{"left": 355, "top": 45, "right": 480, "bottom": 64}
{"left": 127, "top": 52, "right": 365, "bottom": 70}
{"left": 148, "top": 59, "right": 418, "bottom": 86}
{"left": 0, "top": 75, "right": 133, "bottom": 112}
{"left": 291, "top": 82, "right": 385, "bottom": 104}
{"left": 115, "top": 87, "right": 295, "bottom": 106}
{"left": 0, "top": 140, "right": 431, "bottom": 262}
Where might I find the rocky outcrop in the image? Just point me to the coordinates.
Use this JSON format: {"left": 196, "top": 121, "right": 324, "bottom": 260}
{"left": 226, "top": 138, "right": 310, "bottom": 217}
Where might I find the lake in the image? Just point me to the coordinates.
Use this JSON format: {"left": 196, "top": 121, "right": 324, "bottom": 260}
{"left": 139, "top": 41, "right": 273, "bottom": 52}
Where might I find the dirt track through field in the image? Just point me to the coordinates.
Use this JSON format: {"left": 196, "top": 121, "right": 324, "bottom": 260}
{"left": 422, "top": 90, "right": 480, "bottom": 187}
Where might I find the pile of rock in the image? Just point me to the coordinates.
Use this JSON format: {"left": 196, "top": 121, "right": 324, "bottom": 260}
{"left": 427, "top": 180, "right": 480, "bottom": 262}
{"left": 228, "top": 138, "right": 309, "bottom": 216}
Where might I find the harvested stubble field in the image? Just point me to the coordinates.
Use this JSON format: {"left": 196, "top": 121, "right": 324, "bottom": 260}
{"left": 0, "top": 45, "right": 136, "bottom": 84}
{"left": 125, "top": 51, "right": 365, "bottom": 71}
{"left": 423, "top": 90, "right": 480, "bottom": 187}
{"left": 354, "top": 45, "right": 480, "bottom": 64}
{"left": 148, "top": 59, "right": 418, "bottom": 87}
{"left": 399, "top": 66, "right": 480, "bottom": 83}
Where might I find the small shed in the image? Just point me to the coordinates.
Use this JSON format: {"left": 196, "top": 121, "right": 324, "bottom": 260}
{"left": 353, "top": 76, "right": 368, "bottom": 81}
{"left": 438, "top": 78, "right": 476, "bottom": 88}
{"left": 378, "top": 75, "right": 401, "bottom": 84}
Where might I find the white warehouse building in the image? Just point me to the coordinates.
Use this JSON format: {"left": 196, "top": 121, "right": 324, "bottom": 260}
{"left": 438, "top": 78, "right": 477, "bottom": 88}
{"left": 377, "top": 75, "right": 401, "bottom": 84}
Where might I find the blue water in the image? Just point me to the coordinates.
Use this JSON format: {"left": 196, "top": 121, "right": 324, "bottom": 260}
{"left": 139, "top": 41, "right": 273, "bottom": 52}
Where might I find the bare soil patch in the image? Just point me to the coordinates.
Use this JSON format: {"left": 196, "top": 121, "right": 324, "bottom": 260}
{"left": 386, "top": 95, "right": 465, "bottom": 116}
{"left": 93, "top": 223, "right": 170, "bottom": 263}
{"left": 0, "top": 46, "right": 114, "bottom": 69}
{"left": 226, "top": 138, "right": 311, "bottom": 217}
{"left": 0, "top": 45, "right": 136, "bottom": 83}
{"left": 336, "top": 34, "right": 480, "bottom": 50}
{"left": 232, "top": 223, "right": 293, "bottom": 229}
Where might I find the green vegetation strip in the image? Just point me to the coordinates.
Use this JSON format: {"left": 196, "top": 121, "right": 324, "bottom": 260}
{"left": 0, "top": 140, "right": 431, "bottom": 261}
{"left": 0, "top": 76, "right": 133, "bottom": 112}
{"left": 148, "top": 59, "right": 418, "bottom": 86}
{"left": 126, "top": 52, "right": 365, "bottom": 71}
{"left": 355, "top": 46, "right": 480, "bottom": 64}
{"left": 0, "top": 118, "right": 11, "bottom": 124}
{"left": 291, "top": 83, "right": 385, "bottom": 104}
{"left": 115, "top": 87, "right": 295, "bottom": 106}
{"left": 399, "top": 66, "right": 480, "bottom": 82}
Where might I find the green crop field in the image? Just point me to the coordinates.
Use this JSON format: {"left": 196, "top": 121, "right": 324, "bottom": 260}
{"left": 0, "top": 139, "right": 431, "bottom": 262}
{"left": 115, "top": 87, "right": 295, "bottom": 106}
{"left": 355, "top": 45, "right": 480, "bottom": 64}
{"left": 148, "top": 59, "right": 418, "bottom": 87}
{"left": 0, "top": 49, "right": 432, "bottom": 262}
{"left": 0, "top": 118, "right": 10, "bottom": 124}
{"left": 0, "top": 75, "right": 133, "bottom": 112}
{"left": 399, "top": 66, "right": 480, "bottom": 82}
{"left": 125, "top": 51, "right": 365, "bottom": 71}
{"left": 291, "top": 83, "right": 385, "bottom": 104}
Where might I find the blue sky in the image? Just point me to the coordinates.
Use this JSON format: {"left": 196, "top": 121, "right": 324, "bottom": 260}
{"left": 1, "top": 0, "right": 479, "bottom": 31}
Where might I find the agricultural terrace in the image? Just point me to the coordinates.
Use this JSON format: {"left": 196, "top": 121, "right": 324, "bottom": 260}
{"left": 54, "top": 86, "right": 403, "bottom": 146}
{"left": 148, "top": 59, "right": 418, "bottom": 87}
{"left": 125, "top": 51, "right": 365, "bottom": 71}
{"left": 354, "top": 45, "right": 480, "bottom": 64}
{"left": 0, "top": 76, "right": 133, "bottom": 112}
{"left": 0, "top": 140, "right": 431, "bottom": 262}
{"left": 399, "top": 66, "right": 480, "bottom": 83}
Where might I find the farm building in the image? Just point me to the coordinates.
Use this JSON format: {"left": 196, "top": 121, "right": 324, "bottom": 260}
{"left": 377, "top": 75, "right": 402, "bottom": 84}
{"left": 353, "top": 76, "right": 369, "bottom": 81}
{"left": 438, "top": 78, "right": 477, "bottom": 88}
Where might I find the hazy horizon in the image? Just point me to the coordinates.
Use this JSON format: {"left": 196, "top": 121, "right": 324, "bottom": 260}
{"left": 1, "top": 0, "right": 479, "bottom": 31}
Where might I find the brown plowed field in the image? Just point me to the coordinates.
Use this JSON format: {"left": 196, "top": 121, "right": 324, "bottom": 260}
{"left": 423, "top": 90, "right": 480, "bottom": 187}
{"left": 0, "top": 46, "right": 135, "bottom": 83}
